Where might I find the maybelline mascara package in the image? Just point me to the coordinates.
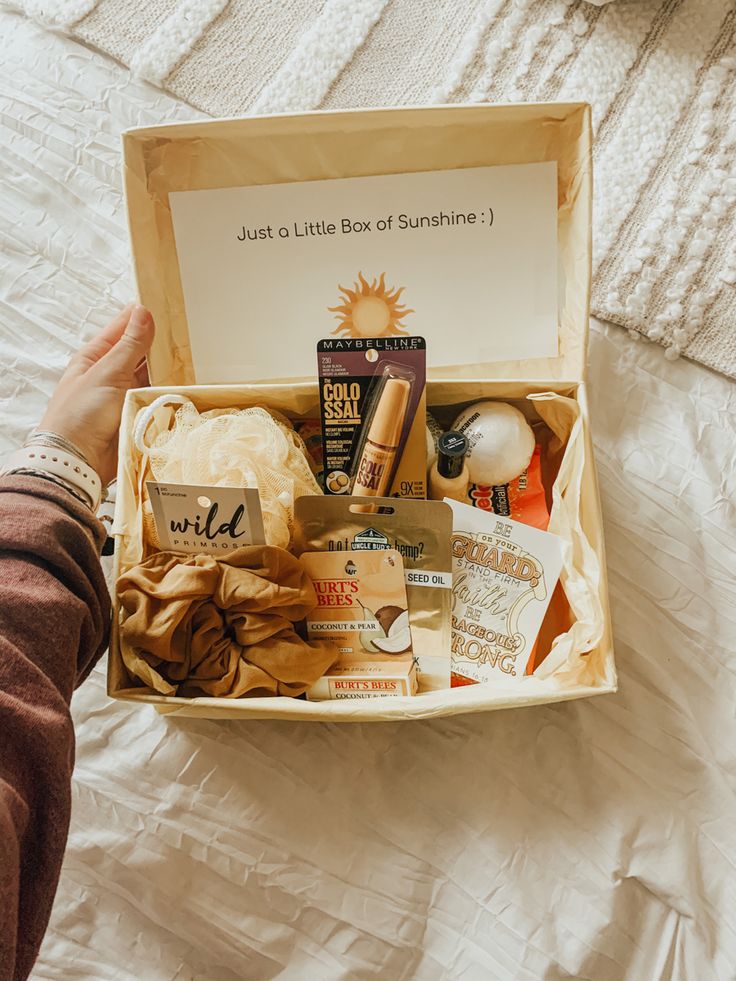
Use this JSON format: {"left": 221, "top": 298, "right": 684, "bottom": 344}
{"left": 317, "top": 336, "right": 426, "bottom": 500}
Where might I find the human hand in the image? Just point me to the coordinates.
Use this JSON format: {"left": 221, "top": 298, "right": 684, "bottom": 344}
{"left": 39, "top": 305, "right": 155, "bottom": 485}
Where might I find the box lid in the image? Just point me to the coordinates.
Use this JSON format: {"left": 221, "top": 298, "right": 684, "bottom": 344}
{"left": 123, "top": 103, "right": 591, "bottom": 385}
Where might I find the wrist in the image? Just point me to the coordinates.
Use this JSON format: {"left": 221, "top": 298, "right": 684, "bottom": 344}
{"left": 26, "top": 429, "right": 92, "bottom": 466}
{"left": 1, "top": 441, "right": 103, "bottom": 511}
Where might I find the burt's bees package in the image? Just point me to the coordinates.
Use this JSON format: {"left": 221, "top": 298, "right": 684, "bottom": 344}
{"left": 447, "top": 499, "right": 563, "bottom": 686}
{"left": 317, "top": 337, "right": 426, "bottom": 500}
{"left": 294, "top": 495, "right": 452, "bottom": 691}
{"left": 299, "top": 550, "right": 416, "bottom": 699}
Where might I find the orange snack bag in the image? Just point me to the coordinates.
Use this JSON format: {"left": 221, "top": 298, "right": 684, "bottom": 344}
{"left": 465, "top": 445, "right": 549, "bottom": 530}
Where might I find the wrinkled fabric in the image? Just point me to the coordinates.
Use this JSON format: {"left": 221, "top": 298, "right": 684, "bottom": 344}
{"left": 118, "top": 547, "right": 337, "bottom": 697}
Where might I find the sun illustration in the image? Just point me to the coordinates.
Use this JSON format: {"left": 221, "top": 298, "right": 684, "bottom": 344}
{"left": 329, "top": 273, "right": 414, "bottom": 338}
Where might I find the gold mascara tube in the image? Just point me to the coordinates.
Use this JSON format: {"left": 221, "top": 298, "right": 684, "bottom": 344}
{"left": 352, "top": 376, "right": 411, "bottom": 503}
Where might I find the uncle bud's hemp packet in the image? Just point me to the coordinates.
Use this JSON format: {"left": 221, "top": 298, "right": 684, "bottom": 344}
{"left": 294, "top": 495, "right": 451, "bottom": 691}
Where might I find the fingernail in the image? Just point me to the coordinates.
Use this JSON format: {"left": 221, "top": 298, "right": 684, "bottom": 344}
{"left": 129, "top": 304, "right": 151, "bottom": 329}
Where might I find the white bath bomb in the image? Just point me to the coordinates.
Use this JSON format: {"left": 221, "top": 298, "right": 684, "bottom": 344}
{"left": 452, "top": 401, "right": 535, "bottom": 486}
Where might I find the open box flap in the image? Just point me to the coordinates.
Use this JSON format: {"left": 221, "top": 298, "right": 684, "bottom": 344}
{"left": 123, "top": 103, "right": 591, "bottom": 387}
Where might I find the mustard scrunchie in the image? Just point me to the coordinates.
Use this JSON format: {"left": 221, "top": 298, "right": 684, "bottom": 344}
{"left": 118, "top": 546, "right": 337, "bottom": 698}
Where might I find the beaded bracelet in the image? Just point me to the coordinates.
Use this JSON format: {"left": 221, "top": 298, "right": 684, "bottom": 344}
{"left": 6, "top": 467, "right": 94, "bottom": 510}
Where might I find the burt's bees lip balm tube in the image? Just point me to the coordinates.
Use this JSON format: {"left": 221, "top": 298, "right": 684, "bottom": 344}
{"left": 352, "top": 376, "right": 411, "bottom": 503}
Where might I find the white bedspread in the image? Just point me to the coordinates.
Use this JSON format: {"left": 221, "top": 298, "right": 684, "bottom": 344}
{"left": 2, "top": 12, "right": 735, "bottom": 981}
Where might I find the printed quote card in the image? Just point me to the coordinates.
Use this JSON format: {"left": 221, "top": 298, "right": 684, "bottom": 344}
{"left": 168, "top": 162, "right": 559, "bottom": 381}
{"left": 446, "top": 500, "right": 564, "bottom": 685}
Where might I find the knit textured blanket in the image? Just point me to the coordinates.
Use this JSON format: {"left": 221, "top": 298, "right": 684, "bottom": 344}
{"left": 9, "top": 0, "right": 736, "bottom": 377}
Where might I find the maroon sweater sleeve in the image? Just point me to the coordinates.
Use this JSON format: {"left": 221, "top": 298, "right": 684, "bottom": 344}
{"left": 0, "top": 475, "right": 110, "bottom": 981}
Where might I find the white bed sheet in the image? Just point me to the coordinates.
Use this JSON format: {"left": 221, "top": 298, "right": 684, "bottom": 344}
{"left": 1, "top": 11, "right": 735, "bottom": 980}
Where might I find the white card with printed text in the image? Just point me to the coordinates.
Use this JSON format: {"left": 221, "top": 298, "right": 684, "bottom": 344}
{"left": 147, "top": 482, "right": 266, "bottom": 555}
{"left": 169, "top": 162, "right": 558, "bottom": 381}
{"left": 447, "top": 499, "right": 564, "bottom": 685}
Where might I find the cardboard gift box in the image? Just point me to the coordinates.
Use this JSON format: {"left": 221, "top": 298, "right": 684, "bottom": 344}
{"left": 111, "top": 103, "right": 616, "bottom": 721}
